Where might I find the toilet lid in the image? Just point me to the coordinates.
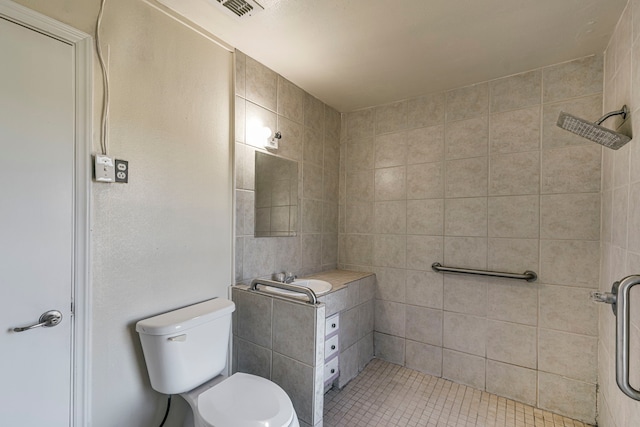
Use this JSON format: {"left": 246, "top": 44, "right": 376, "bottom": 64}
{"left": 198, "top": 373, "right": 294, "bottom": 427}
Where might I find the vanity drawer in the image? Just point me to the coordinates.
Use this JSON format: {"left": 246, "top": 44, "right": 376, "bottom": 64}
{"left": 324, "top": 356, "right": 339, "bottom": 383}
{"left": 325, "top": 313, "right": 339, "bottom": 338}
{"left": 325, "top": 334, "right": 339, "bottom": 360}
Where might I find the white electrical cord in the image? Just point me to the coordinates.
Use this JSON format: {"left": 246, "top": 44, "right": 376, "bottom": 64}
{"left": 96, "top": 0, "right": 110, "bottom": 156}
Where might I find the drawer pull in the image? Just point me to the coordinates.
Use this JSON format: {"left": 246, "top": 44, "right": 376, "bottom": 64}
{"left": 331, "top": 345, "right": 336, "bottom": 350}
{"left": 330, "top": 368, "right": 335, "bottom": 374}
{"left": 331, "top": 323, "right": 336, "bottom": 328}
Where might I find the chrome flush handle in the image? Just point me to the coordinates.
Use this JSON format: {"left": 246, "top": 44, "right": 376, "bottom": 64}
{"left": 13, "top": 310, "right": 63, "bottom": 332}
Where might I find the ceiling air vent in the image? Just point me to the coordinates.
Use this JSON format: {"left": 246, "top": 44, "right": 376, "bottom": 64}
{"left": 213, "top": 0, "right": 264, "bottom": 20}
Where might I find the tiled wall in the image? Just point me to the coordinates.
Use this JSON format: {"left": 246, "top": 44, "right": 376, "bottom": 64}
{"left": 339, "top": 55, "right": 604, "bottom": 423}
{"left": 599, "top": 1, "right": 640, "bottom": 425}
{"left": 235, "top": 51, "right": 340, "bottom": 284}
{"left": 231, "top": 287, "right": 326, "bottom": 427}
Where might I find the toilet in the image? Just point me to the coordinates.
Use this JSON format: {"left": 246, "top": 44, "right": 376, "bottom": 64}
{"left": 136, "top": 298, "right": 299, "bottom": 427}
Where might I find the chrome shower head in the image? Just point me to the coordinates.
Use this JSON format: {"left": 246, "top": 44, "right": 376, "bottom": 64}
{"left": 556, "top": 105, "right": 631, "bottom": 150}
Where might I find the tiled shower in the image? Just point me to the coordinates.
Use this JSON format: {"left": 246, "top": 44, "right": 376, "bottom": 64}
{"left": 235, "top": 2, "right": 640, "bottom": 424}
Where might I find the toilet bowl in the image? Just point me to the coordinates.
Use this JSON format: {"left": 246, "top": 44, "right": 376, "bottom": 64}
{"left": 181, "top": 373, "right": 299, "bottom": 427}
{"left": 136, "top": 298, "right": 299, "bottom": 427}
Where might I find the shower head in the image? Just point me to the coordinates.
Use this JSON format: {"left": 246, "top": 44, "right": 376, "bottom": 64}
{"left": 556, "top": 105, "right": 631, "bottom": 150}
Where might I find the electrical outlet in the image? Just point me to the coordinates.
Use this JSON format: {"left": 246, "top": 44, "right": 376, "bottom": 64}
{"left": 94, "top": 155, "right": 115, "bottom": 182}
{"left": 115, "top": 159, "right": 128, "bottom": 183}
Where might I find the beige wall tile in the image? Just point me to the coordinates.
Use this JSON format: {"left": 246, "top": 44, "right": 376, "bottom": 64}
{"left": 442, "top": 349, "right": 485, "bottom": 389}
{"left": 489, "top": 106, "right": 540, "bottom": 154}
{"left": 340, "top": 307, "right": 359, "bottom": 349}
{"left": 234, "top": 289, "right": 273, "bottom": 348}
{"left": 346, "top": 138, "right": 374, "bottom": 171}
{"left": 487, "top": 238, "right": 539, "bottom": 275}
{"left": 235, "top": 96, "right": 246, "bottom": 143}
{"left": 444, "top": 197, "right": 487, "bottom": 237}
{"left": 486, "top": 360, "right": 537, "bottom": 406}
{"left": 304, "top": 93, "right": 324, "bottom": 131}
{"left": 541, "top": 145, "right": 601, "bottom": 194}
{"left": 538, "top": 328, "right": 597, "bottom": 383}
{"left": 277, "top": 116, "right": 303, "bottom": 161}
{"left": 235, "top": 50, "right": 246, "bottom": 96}
{"left": 325, "top": 106, "right": 341, "bottom": 141}
{"left": 373, "top": 300, "right": 407, "bottom": 338}
{"left": 236, "top": 337, "right": 271, "bottom": 380}
{"left": 407, "top": 199, "right": 444, "bottom": 235}
{"left": 486, "top": 320, "right": 536, "bottom": 368}
{"left": 628, "top": 182, "right": 640, "bottom": 253}
{"left": 407, "top": 235, "right": 443, "bottom": 271}
{"left": 345, "top": 108, "right": 375, "bottom": 140}
{"left": 540, "top": 240, "right": 600, "bottom": 287}
{"left": 303, "top": 163, "right": 323, "bottom": 200}
{"left": 375, "top": 166, "right": 406, "bottom": 201}
{"left": 346, "top": 201, "right": 373, "bottom": 233}
{"left": 376, "top": 101, "right": 408, "bottom": 135}
{"left": 407, "top": 93, "right": 445, "bottom": 128}
{"left": 273, "top": 299, "right": 319, "bottom": 365}
{"left": 445, "top": 157, "right": 488, "bottom": 198}
{"left": 487, "top": 278, "right": 538, "bottom": 326}
{"left": 245, "top": 56, "right": 277, "bottom": 110}
{"left": 540, "top": 193, "right": 601, "bottom": 240}
{"left": 374, "top": 332, "right": 405, "bottom": 365}
{"left": 375, "top": 132, "right": 407, "bottom": 168}
{"left": 443, "top": 312, "right": 486, "bottom": 356}
{"left": 277, "top": 76, "right": 304, "bottom": 123}
{"left": 490, "top": 70, "right": 541, "bottom": 113}
{"left": 406, "top": 305, "right": 443, "bottom": 346}
{"left": 303, "top": 127, "right": 324, "bottom": 165}
{"left": 538, "top": 372, "right": 596, "bottom": 422}
{"left": 406, "top": 270, "right": 444, "bottom": 309}
{"left": 272, "top": 353, "right": 315, "bottom": 424}
{"left": 446, "top": 83, "right": 489, "bottom": 122}
{"left": 445, "top": 117, "right": 488, "bottom": 160}
{"left": 488, "top": 195, "right": 539, "bottom": 238}
{"left": 542, "top": 95, "right": 603, "bottom": 149}
{"left": 406, "top": 125, "right": 444, "bottom": 164}
{"left": 612, "top": 187, "right": 629, "bottom": 249}
{"left": 407, "top": 162, "right": 444, "bottom": 199}
{"left": 543, "top": 55, "right": 603, "bottom": 103}
{"left": 343, "top": 234, "right": 373, "bottom": 265}
{"left": 346, "top": 170, "right": 374, "bottom": 202}
{"left": 405, "top": 340, "right": 442, "bottom": 377}
{"left": 489, "top": 151, "right": 540, "bottom": 196}
{"left": 373, "top": 234, "right": 406, "bottom": 267}
{"left": 301, "top": 233, "right": 321, "bottom": 269}
{"left": 539, "top": 284, "right": 598, "bottom": 336}
{"left": 443, "top": 275, "right": 488, "bottom": 317}
{"left": 374, "top": 201, "right": 407, "bottom": 234}
{"left": 444, "top": 236, "right": 487, "bottom": 270}
{"left": 373, "top": 267, "right": 406, "bottom": 303}
{"left": 322, "top": 234, "right": 338, "bottom": 266}
{"left": 302, "top": 199, "right": 323, "bottom": 233}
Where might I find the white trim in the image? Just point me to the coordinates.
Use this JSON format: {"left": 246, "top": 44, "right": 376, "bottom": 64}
{"left": 0, "top": 1, "right": 93, "bottom": 426}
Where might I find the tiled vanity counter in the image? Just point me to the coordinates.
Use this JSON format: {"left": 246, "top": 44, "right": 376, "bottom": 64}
{"left": 231, "top": 269, "right": 375, "bottom": 427}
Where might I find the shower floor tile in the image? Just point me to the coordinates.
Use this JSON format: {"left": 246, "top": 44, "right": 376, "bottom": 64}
{"left": 323, "top": 358, "right": 592, "bottom": 427}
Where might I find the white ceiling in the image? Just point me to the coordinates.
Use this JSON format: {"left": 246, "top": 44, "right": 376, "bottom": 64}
{"left": 157, "top": 0, "right": 627, "bottom": 112}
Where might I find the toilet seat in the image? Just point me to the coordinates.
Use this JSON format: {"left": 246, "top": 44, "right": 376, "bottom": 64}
{"left": 197, "top": 373, "right": 295, "bottom": 427}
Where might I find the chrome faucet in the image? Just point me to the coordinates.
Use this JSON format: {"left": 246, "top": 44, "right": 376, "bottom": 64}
{"left": 283, "top": 272, "right": 297, "bottom": 284}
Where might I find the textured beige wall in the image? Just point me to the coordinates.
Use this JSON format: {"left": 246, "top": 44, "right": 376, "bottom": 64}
{"left": 339, "top": 56, "right": 603, "bottom": 423}
{"left": 599, "top": 1, "right": 640, "bottom": 425}
{"left": 234, "top": 51, "right": 340, "bottom": 285}
{"left": 12, "top": 1, "right": 233, "bottom": 426}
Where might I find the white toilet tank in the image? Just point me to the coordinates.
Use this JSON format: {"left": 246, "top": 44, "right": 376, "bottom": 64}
{"left": 136, "top": 298, "right": 235, "bottom": 394}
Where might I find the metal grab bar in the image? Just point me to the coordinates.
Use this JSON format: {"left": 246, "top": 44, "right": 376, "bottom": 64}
{"left": 431, "top": 262, "right": 537, "bottom": 282}
{"left": 249, "top": 278, "right": 318, "bottom": 305}
{"left": 593, "top": 275, "right": 640, "bottom": 401}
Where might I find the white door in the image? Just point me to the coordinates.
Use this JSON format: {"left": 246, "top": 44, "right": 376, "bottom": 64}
{"left": 0, "top": 15, "right": 74, "bottom": 425}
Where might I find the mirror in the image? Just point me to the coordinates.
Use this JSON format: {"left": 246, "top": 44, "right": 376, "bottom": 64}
{"left": 254, "top": 152, "right": 299, "bottom": 237}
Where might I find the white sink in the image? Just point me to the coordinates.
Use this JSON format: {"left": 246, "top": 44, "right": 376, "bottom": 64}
{"left": 265, "top": 279, "right": 333, "bottom": 298}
